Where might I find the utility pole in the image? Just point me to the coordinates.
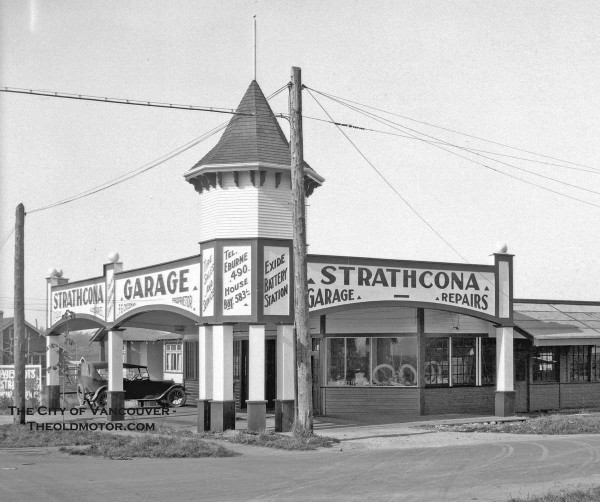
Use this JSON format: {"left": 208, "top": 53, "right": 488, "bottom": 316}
{"left": 14, "top": 203, "right": 25, "bottom": 425}
{"left": 290, "top": 66, "right": 313, "bottom": 433}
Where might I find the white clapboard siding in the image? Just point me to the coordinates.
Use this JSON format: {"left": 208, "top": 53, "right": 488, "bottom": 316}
{"left": 326, "top": 307, "right": 417, "bottom": 334}
{"left": 425, "top": 309, "right": 493, "bottom": 334}
{"left": 199, "top": 171, "right": 292, "bottom": 241}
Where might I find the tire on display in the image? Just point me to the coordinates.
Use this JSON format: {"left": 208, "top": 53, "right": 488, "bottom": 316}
{"left": 165, "top": 387, "right": 186, "bottom": 407}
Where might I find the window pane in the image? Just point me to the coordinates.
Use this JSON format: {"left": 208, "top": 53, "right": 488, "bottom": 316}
{"left": 533, "top": 347, "right": 559, "bottom": 382}
{"left": 452, "top": 338, "right": 476, "bottom": 386}
{"left": 327, "top": 338, "right": 346, "bottom": 385}
{"left": 481, "top": 338, "right": 496, "bottom": 385}
{"left": 569, "top": 346, "right": 590, "bottom": 382}
{"left": 372, "top": 337, "right": 418, "bottom": 386}
{"left": 592, "top": 347, "right": 600, "bottom": 382}
{"left": 345, "top": 338, "right": 370, "bottom": 386}
{"left": 424, "top": 338, "right": 449, "bottom": 386}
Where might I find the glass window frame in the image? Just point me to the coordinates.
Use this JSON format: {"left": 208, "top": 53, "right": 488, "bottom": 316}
{"left": 325, "top": 335, "right": 419, "bottom": 388}
{"left": 424, "top": 335, "right": 493, "bottom": 388}
{"left": 532, "top": 346, "right": 559, "bottom": 382}
{"left": 164, "top": 342, "right": 183, "bottom": 373}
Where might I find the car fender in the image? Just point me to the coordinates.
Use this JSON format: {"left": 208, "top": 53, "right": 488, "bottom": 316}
{"left": 91, "top": 385, "right": 108, "bottom": 403}
{"left": 155, "top": 384, "right": 187, "bottom": 401}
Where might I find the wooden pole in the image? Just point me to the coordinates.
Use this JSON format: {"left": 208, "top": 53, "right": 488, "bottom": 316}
{"left": 14, "top": 203, "right": 25, "bottom": 424}
{"left": 290, "top": 66, "right": 313, "bottom": 432}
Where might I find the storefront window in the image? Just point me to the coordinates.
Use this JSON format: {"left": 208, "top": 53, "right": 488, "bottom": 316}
{"left": 424, "top": 338, "right": 449, "bottom": 385}
{"left": 327, "top": 338, "right": 346, "bottom": 385}
{"left": 481, "top": 338, "right": 496, "bottom": 385}
{"left": 326, "top": 337, "right": 417, "bottom": 387}
{"left": 346, "top": 338, "right": 370, "bottom": 386}
{"left": 371, "top": 338, "right": 418, "bottom": 386}
{"left": 452, "top": 338, "right": 476, "bottom": 386}
{"left": 533, "top": 347, "right": 558, "bottom": 382}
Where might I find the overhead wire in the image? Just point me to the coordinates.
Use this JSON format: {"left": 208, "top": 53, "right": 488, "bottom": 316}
{"left": 22, "top": 84, "right": 288, "bottom": 215}
{"left": 305, "top": 87, "right": 470, "bottom": 264}
{"left": 299, "top": 114, "right": 600, "bottom": 174}
{"left": 311, "top": 88, "right": 597, "bottom": 171}
{"left": 308, "top": 87, "right": 600, "bottom": 210}
{"left": 0, "top": 227, "right": 15, "bottom": 252}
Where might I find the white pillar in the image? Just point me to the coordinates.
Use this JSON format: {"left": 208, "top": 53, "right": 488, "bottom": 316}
{"left": 212, "top": 325, "right": 233, "bottom": 401}
{"left": 496, "top": 326, "right": 514, "bottom": 392}
{"left": 46, "top": 335, "right": 60, "bottom": 386}
{"left": 199, "top": 326, "right": 213, "bottom": 400}
{"left": 108, "top": 330, "right": 124, "bottom": 392}
{"left": 276, "top": 324, "right": 295, "bottom": 400}
{"left": 248, "top": 325, "right": 265, "bottom": 401}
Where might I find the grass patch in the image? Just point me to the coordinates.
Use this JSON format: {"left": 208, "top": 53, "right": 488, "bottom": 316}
{"left": 424, "top": 412, "right": 600, "bottom": 435}
{"left": 0, "top": 424, "right": 236, "bottom": 458}
{"left": 59, "top": 434, "right": 236, "bottom": 458}
{"left": 151, "top": 425, "right": 339, "bottom": 451}
{"left": 508, "top": 485, "right": 600, "bottom": 501}
{"left": 224, "top": 430, "right": 340, "bottom": 451}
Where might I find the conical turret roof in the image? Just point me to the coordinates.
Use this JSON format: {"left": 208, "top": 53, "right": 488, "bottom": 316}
{"left": 185, "top": 80, "right": 323, "bottom": 184}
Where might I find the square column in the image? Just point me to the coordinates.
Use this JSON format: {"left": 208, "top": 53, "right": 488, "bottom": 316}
{"left": 210, "top": 325, "right": 235, "bottom": 432}
{"left": 247, "top": 325, "right": 267, "bottom": 432}
{"left": 495, "top": 326, "right": 515, "bottom": 416}
{"left": 197, "top": 326, "right": 213, "bottom": 432}
{"left": 107, "top": 329, "right": 125, "bottom": 421}
{"left": 45, "top": 334, "right": 60, "bottom": 409}
{"left": 275, "top": 324, "right": 295, "bottom": 432}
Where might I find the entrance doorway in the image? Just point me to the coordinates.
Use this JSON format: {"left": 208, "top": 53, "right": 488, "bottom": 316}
{"left": 236, "top": 339, "right": 276, "bottom": 409}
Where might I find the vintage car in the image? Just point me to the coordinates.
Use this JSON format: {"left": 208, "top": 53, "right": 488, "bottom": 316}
{"left": 76, "top": 359, "right": 187, "bottom": 408}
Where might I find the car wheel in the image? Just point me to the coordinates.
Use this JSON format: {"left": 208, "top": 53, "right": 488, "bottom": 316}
{"left": 76, "top": 384, "right": 86, "bottom": 406}
{"left": 95, "top": 390, "right": 108, "bottom": 409}
{"left": 165, "top": 388, "right": 186, "bottom": 407}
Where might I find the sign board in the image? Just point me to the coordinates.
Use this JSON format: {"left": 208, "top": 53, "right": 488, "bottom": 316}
{"left": 223, "top": 246, "right": 252, "bottom": 316}
{"left": 0, "top": 365, "right": 42, "bottom": 404}
{"left": 307, "top": 261, "right": 496, "bottom": 318}
{"left": 115, "top": 263, "right": 201, "bottom": 318}
{"left": 263, "top": 246, "right": 290, "bottom": 316}
{"left": 51, "top": 279, "right": 106, "bottom": 325}
{"left": 201, "top": 248, "right": 215, "bottom": 317}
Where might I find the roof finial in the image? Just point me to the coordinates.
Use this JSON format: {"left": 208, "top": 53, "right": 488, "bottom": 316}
{"left": 253, "top": 15, "right": 257, "bottom": 81}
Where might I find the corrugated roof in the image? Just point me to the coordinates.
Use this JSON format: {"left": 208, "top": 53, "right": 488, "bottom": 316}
{"left": 514, "top": 300, "right": 600, "bottom": 345}
{"left": 186, "top": 80, "right": 323, "bottom": 184}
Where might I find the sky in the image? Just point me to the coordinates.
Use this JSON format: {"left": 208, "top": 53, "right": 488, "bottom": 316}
{"left": 1, "top": 1, "right": 600, "bottom": 326}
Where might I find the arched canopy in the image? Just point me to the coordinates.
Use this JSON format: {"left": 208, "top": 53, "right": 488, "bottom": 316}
{"left": 309, "top": 300, "right": 500, "bottom": 325}
{"left": 112, "top": 305, "right": 200, "bottom": 335}
{"left": 48, "top": 314, "right": 107, "bottom": 335}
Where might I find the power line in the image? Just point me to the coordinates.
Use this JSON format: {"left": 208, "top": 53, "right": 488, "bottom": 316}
{"left": 305, "top": 87, "right": 470, "bottom": 264}
{"left": 309, "top": 87, "right": 600, "bottom": 210}
{"left": 27, "top": 122, "right": 228, "bottom": 214}
{"left": 301, "top": 114, "right": 600, "bottom": 174}
{"left": 1, "top": 86, "right": 253, "bottom": 116}
{"left": 0, "top": 227, "right": 15, "bottom": 252}
{"left": 311, "top": 87, "right": 597, "bottom": 171}
{"left": 19, "top": 85, "right": 287, "bottom": 215}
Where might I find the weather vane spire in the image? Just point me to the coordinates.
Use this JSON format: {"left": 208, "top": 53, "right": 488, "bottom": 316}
{"left": 253, "top": 15, "right": 257, "bottom": 81}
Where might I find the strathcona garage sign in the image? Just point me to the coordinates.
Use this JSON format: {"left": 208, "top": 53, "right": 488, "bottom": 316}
{"left": 307, "top": 258, "right": 496, "bottom": 317}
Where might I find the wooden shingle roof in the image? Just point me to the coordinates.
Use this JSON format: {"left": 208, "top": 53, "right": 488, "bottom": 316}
{"left": 185, "top": 80, "right": 323, "bottom": 184}
{"left": 194, "top": 80, "right": 290, "bottom": 167}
